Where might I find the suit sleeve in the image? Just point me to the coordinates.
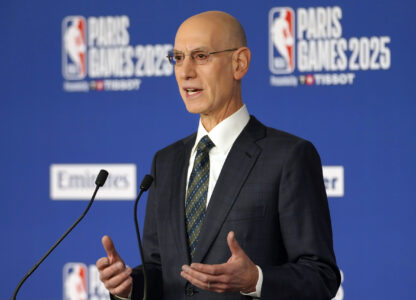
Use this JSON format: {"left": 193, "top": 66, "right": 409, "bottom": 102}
{"left": 131, "top": 153, "right": 164, "bottom": 300}
{"left": 261, "top": 140, "right": 340, "bottom": 299}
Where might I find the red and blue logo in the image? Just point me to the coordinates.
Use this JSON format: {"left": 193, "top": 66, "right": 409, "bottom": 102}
{"left": 62, "top": 16, "right": 87, "bottom": 80}
{"left": 63, "top": 263, "right": 88, "bottom": 300}
{"left": 269, "top": 7, "right": 295, "bottom": 74}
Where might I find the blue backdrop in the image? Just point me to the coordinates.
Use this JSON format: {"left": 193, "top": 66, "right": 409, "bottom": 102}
{"left": 1, "top": 0, "right": 415, "bottom": 299}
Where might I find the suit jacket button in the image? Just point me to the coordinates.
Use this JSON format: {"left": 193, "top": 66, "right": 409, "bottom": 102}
{"left": 185, "top": 287, "right": 194, "bottom": 296}
{"left": 185, "top": 282, "right": 195, "bottom": 296}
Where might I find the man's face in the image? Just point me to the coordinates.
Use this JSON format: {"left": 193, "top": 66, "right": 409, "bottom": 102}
{"left": 173, "top": 18, "right": 237, "bottom": 119}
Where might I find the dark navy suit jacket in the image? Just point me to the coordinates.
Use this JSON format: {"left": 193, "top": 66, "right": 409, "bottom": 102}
{"left": 131, "top": 116, "right": 340, "bottom": 300}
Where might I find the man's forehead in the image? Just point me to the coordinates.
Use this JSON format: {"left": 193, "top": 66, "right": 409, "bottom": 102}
{"left": 174, "top": 27, "right": 224, "bottom": 51}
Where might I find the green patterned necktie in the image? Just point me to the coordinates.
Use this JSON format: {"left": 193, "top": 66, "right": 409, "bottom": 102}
{"left": 185, "top": 135, "right": 215, "bottom": 258}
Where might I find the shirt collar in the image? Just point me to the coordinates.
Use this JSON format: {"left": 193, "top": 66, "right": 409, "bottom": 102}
{"left": 192, "top": 104, "right": 250, "bottom": 155}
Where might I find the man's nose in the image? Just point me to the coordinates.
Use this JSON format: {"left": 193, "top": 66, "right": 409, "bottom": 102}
{"left": 178, "top": 56, "right": 197, "bottom": 79}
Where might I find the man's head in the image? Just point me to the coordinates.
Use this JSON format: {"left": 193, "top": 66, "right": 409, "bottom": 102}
{"left": 172, "top": 11, "right": 251, "bottom": 129}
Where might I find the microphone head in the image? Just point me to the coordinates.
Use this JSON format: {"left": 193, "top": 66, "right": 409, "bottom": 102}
{"left": 140, "top": 174, "right": 154, "bottom": 191}
{"left": 95, "top": 169, "right": 109, "bottom": 187}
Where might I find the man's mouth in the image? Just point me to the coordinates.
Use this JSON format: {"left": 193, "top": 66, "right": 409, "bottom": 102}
{"left": 184, "top": 88, "right": 202, "bottom": 96}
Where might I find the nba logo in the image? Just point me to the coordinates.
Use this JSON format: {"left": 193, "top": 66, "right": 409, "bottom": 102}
{"left": 269, "top": 7, "right": 295, "bottom": 74}
{"left": 63, "top": 263, "right": 88, "bottom": 300}
{"left": 62, "top": 16, "right": 87, "bottom": 80}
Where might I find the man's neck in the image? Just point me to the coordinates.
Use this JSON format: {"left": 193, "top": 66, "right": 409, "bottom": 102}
{"left": 200, "top": 101, "right": 243, "bottom": 132}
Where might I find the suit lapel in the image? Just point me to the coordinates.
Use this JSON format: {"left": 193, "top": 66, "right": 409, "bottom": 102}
{"left": 168, "top": 134, "right": 196, "bottom": 264}
{"left": 192, "top": 117, "right": 266, "bottom": 263}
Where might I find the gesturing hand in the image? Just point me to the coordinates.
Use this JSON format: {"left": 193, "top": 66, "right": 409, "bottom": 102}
{"left": 180, "top": 231, "right": 258, "bottom": 294}
{"left": 96, "top": 235, "right": 133, "bottom": 298}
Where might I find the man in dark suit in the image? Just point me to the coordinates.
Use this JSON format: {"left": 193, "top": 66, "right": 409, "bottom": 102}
{"left": 96, "top": 11, "right": 340, "bottom": 299}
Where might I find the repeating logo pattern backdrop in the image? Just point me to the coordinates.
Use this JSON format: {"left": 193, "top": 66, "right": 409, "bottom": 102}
{"left": 1, "top": 1, "right": 415, "bottom": 299}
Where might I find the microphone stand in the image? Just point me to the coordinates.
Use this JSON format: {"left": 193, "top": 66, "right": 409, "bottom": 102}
{"left": 12, "top": 170, "right": 108, "bottom": 300}
{"left": 134, "top": 175, "right": 153, "bottom": 300}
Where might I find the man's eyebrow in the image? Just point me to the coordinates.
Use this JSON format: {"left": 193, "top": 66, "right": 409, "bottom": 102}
{"left": 190, "top": 47, "right": 209, "bottom": 52}
{"left": 172, "top": 47, "right": 209, "bottom": 53}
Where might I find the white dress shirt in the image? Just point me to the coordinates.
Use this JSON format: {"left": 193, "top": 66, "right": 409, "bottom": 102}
{"left": 186, "top": 104, "right": 250, "bottom": 204}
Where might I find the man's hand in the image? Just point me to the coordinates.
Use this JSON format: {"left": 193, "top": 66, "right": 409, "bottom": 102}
{"left": 96, "top": 235, "right": 133, "bottom": 298}
{"left": 180, "top": 231, "right": 258, "bottom": 294}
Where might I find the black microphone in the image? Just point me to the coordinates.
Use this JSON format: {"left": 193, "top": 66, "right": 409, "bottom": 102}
{"left": 134, "top": 174, "right": 153, "bottom": 300}
{"left": 12, "top": 169, "right": 109, "bottom": 300}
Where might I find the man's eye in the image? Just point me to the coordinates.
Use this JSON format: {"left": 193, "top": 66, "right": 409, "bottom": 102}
{"left": 174, "top": 55, "right": 184, "bottom": 61}
{"left": 194, "top": 52, "right": 208, "bottom": 60}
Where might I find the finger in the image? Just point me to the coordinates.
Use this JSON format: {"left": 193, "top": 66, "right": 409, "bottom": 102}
{"left": 96, "top": 257, "right": 110, "bottom": 271}
{"left": 180, "top": 269, "right": 230, "bottom": 293}
{"left": 227, "top": 231, "right": 242, "bottom": 256}
{"left": 102, "top": 235, "right": 122, "bottom": 263}
{"left": 182, "top": 265, "right": 211, "bottom": 283}
{"left": 100, "top": 261, "right": 127, "bottom": 281}
{"left": 205, "top": 281, "right": 231, "bottom": 293}
{"left": 181, "top": 270, "right": 201, "bottom": 289}
{"left": 104, "top": 266, "right": 132, "bottom": 290}
{"left": 181, "top": 269, "right": 211, "bottom": 290}
{"left": 189, "top": 262, "right": 228, "bottom": 275}
{"left": 182, "top": 265, "right": 228, "bottom": 284}
{"left": 108, "top": 275, "right": 133, "bottom": 298}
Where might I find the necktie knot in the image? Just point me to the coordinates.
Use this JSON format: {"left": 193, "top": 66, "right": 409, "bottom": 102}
{"left": 197, "top": 135, "right": 214, "bottom": 153}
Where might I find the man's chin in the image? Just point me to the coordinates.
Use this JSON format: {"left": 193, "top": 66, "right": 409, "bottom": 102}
{"left": 183, "top": 102, "right": 207, "bottom": 115}
{"left": 184, "top": 107, "right": 203, "bottom": 115}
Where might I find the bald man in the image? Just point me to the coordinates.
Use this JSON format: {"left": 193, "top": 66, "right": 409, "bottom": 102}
{"left": 96, "top": 11, "right": 340, "bottom": 300}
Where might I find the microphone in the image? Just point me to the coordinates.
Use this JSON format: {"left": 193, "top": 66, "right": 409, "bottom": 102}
{"left": 95, "top": 169, "right": 109, "bottom": 187}
{"left": 134, "top": 174, "right": 153, "bottom": 300}
{"left": 12, "top": 169, "right": 109, "bottom": 300}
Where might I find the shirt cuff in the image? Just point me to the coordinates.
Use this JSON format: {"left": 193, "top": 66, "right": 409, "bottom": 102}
{"left": 240, "top": 265, "right": 263, "bottom": 298}
{"left": 112, "top": 287, "right": 132, "bottom": 300}
{"left": 112, "top": 295, "right": 130, "bottom": 300}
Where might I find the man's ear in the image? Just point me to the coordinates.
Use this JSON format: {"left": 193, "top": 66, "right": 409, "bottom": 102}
{"left": 232, "top": 47, "right": 251, "bottom": 80}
